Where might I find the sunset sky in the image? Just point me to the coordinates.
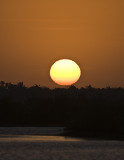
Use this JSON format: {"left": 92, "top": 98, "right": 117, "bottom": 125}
{"left": 0, "top": 0, "right": 124, "bottom": 88}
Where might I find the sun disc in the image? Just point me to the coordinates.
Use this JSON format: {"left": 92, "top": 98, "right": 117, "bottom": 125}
{"left": 50, "top": 59, "right": 81, "bottom": 85}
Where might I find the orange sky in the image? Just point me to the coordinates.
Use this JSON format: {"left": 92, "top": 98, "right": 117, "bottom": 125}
{"left": 0, "top": 0, "right": 124, "bottom": 88}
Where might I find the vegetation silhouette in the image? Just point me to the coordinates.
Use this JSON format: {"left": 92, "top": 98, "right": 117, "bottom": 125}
{"left": 0, "top": 81, "right": 124, "bottom": 139}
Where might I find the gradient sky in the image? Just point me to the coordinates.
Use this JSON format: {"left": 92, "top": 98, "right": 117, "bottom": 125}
{"left": 0, "top": 0, "right": 124, "bottom": 88}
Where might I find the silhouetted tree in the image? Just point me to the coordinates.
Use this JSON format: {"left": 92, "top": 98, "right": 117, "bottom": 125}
{"left": 0, "top": 81, "right": 124, "bottom": 139}
{"left": 0, "top": 81, "right": 5, "bottom": 87}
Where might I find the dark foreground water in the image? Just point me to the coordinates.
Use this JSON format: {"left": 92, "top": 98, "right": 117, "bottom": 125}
{"left": 0, "top": 127, "right": 124, "bottom": 160}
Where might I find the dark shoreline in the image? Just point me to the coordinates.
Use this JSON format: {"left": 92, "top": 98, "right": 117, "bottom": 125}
{"left": 60, "top": 128, "right": 124, "bottom": 141}
{"left": 0, "top": 126, "right": 124, "bottom": 141}
{"left": 0, "top": 83, "right": 124, "bottom": 139}
{"left": 63, "top": 134, "right": 124, "bottom": 141}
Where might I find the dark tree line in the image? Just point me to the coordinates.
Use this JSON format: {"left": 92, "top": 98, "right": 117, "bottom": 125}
{"left": 0, "top": 81, "right": 124, "bottom": 138}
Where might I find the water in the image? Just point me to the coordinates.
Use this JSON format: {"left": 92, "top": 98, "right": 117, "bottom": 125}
{"left": 0, "top": 127, "right": 124, "bottom": 160}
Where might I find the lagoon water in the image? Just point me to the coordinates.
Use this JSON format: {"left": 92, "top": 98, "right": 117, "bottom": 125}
{"left": 0, "top": 127, "right": 124, "bottom": 160}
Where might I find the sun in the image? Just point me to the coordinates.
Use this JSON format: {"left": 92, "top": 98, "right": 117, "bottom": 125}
{"left": 50, "top": 59, "right": 81, "bottom": 86}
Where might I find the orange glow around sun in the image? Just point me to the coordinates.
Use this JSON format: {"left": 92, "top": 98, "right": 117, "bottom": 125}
{"left": 50, "top": 59, "right": 81, "bottom": 85}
